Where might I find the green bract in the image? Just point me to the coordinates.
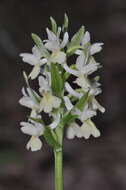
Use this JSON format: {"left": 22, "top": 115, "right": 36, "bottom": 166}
{"left": 51, "top": 64, "right": 64, "bottom": 97}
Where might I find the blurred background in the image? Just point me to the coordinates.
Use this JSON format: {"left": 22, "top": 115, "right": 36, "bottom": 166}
{"left": 0, "top": 0, "right": 126, "bottom": 189}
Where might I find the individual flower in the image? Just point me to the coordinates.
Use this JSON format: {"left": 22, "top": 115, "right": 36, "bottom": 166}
{"left": 79, "top": 119, "right": 100, "bottom": 139}
{"left": 66, "top": 122, "right": 82, "bottom": 139}
{"left": 39, "top": 75, "right": 61, "bottom": 113}
{"left": 44, "top": 28, "right": 69, "bottom": 64}
{"left": 73, "top": 104, "right": 96, "bottom": 121}
{"left": 20, "top": 46, "right": 47, "bottom": 79}
{"left": 20, "top": 119, "right": 44, "bottom": 151}
{"left": 40, "top": 92, "right": 61, "bottom": 113}
{"left": 89, "top": 78, "right": 102, "bottom": 96}
{"left": 64, "top": 53, "right": 100, "bottom": 92}
{"left": 76, "top": 31, "right": 104, "bottom": 55}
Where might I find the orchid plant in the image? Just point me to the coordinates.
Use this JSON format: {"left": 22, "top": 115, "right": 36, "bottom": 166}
{"left": 19, "top": 14, "right": 105, "bottom": 190}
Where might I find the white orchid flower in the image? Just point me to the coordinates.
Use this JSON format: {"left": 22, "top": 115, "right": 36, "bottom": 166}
{"left": 64, "top": 54, "right": 99, "bottom": 91}
{"left": 76, "top": 31, "right": 103, "bottom": 55}
{"left": 44, "top": 28, "right": 69, "bottom": 64}
{"left": 20, "top": 46, "right": 47, "bottom": 79}
{"left": 80, "top": 119, "right": 100, "bottom": 139}
{"left": 75, "top": 75, "right": 90, "bottom": 92}
{"left": 66, "top": 122, "right": 82, "bottom": 139}
{"left": 19, "top": 87, "right": 40, "bottom": 112}
{"left": 38, "top": 76, "right": 61, "bottom": 113}
{"left": 64, "top": 54, "right": 99, "bottom": 76}
{"left": 20, "top": 120, "right": 44, "bottom": 151}
{"left": 89, "top": 80, "right": 102, "bottom": 96}
{"left": 73, "top": 104, "right": 96, "bottom": 121}
{"left": 40, "top": 92, "right": 61, "bottom": 113}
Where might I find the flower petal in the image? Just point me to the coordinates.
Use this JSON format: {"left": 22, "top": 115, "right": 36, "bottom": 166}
{"left": 21, "top": 87, "right": 27, "bottom": 97}
{"left": 63, "top": 63, "right": 78, "bottom": 76}
{"left": 20, "top": 53, "right": 37, "bottom": 65}
{"left": 67, "top": 122, "right": 82, "bottom": 139}
{"left": 60, "top": 32, "right": 69, "bottom": 48}
{"left": 46, "top": 28, "right": 57, "bottom": 41}
{"left": 92, "top": 98, "right": 105, "bottom": 113}
{"left": 76, "top": 53, "right": 85, "bottom": 71}
{"left": 29, "top": 65, "right": 40, "bottom": 79}
{"left": 63, "top": 96, "right": 73, "bottom": 111}
{"left": 40, "top": 58, "right": 47, "bottom": 66}
{"left": 90, "top": 43, "right": 104, "bottom": 55}
{"left": 75, "top": 75, "right": 90, "bottom": 91}
{"left": 26, "top": 136, "right": 42, "bottom": 151}
{"left": 32, "top": 46, "right": 41, "bottom": 59}
{"left": 52, "top": 96, "right": 61, "bottom": 108}
{"left": 20, "top": 122, "right": 37, "bottom": 136}
{"left": 65, "top": 82, "right": 82, "bottom": 98}
{"left": 66, "top": 126, "right": 75, "bottom": 139}
{"left": 50, "top": 113, "right": 60, "bottom": 129}
{"left": 19, "top": 97, "right": 35, "bottom": 109}
{"left": 80, "top": 120, "right": 100, "bottom": 139}
{"left": 81, "top": 31, "right": 90, "bottom": 45}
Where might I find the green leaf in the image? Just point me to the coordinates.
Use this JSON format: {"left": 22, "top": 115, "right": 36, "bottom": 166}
{"left": 67, "top": 45, "right": 83, "bottom": 56}
{"left": 61, "top": 112, "right": 77, "bottom": 126}
{"left": 44, "top": 127, "right": 61, "bottom": 149}
{"left": 31, "top": 33, "right": 49, "bottom": 57}
{"left": 51, "top": 64, "right": 64, "bottom": 97}
{"left": 50, "top": 17, "right": 57, "bottom": 34}
{"left": 29, "top": 117, "right": 44, "bottom": 124}
{"left": 75, "top": 92, "right": 89, "bottom": 111}
{"left": 62, "top": 13, "right": 69, "bottom": 32}
{"left": 67, "top": 26, "right": 85, "bottom": 49}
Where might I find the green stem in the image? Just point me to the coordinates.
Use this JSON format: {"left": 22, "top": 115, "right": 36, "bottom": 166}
{"left": 54, "top": 125, "right": 64, "bottom": 190}
{"left": 54, "top": 149, "right": 64, "bottom": 190}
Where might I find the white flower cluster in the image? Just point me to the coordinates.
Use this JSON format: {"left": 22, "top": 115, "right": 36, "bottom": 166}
{"left": 19, "top": 15, "right": 105, "bottom": 151}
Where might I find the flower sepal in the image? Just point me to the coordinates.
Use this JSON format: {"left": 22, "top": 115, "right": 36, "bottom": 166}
{"left": 31, "top": 33, "right": 50, "bottom": 58}
{"left": 50, "top": 17, "right": 57, "bottom": 34}
{"left": 67, "top": 26, "right": 85, "bottom": 49}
